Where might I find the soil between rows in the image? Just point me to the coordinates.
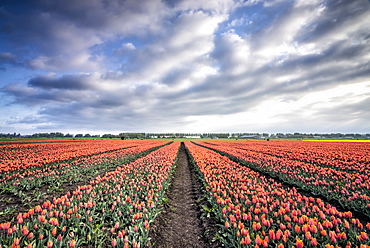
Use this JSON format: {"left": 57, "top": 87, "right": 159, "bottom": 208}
{"left": 148, "top": 142, "right": 221, "bottom": 248}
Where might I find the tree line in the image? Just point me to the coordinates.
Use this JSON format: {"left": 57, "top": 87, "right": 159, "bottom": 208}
{"left": 1, "top": 132, "right": 370, "bottom": 139}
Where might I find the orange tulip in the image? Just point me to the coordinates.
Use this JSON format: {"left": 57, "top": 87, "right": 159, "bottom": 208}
{"left": 47, "top": 240, "right": 53, "bottom": 248}
{"left": 225, "top": 221, "right": 230, "bottom": 228}
{"left": 51, "top": 227, "right": 57, "bottom": 236}
{"left": 245, "top": 233, "right": 252, "bottom": 244}
{"left": 255, "top": 235, "right": 263, "bottom": 245}
{"left": 21, "top": 225, "right": 29, "bottom": 236}
{"left": 69, "top": 240, "right": 76, "bottom": 248}
{"left": 13, "top": 238, "right": 21, "bottom": 245}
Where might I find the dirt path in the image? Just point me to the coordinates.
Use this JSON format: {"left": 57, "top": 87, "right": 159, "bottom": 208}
{"left": 148, "top": 142, "right": 220, "bottom": 248}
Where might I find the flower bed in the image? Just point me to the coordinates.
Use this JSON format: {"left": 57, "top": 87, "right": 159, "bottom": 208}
{"left": 196, "top": 140, "right": 370, "bottom": 217}
{"left": 0, "top": 141, "right": 180, "bottom": 248}
{"left": 186, "top": 141, "right": 370, "bottom": 247}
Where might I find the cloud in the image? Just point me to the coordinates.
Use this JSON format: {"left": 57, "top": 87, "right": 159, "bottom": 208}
{"left": 1, "top": 0, "right": 370, "bottom": 134}
{"left": 105, "top": 9, "right": 225, "bottom": 91}
{"left": 0, "top": 52, "right": 16, "bottom": 64}
{"left": 114, "top": 43, "right": 136, "bottom": 55}
{"left": 172, "top": 0, "right": 240, "bottom": 13}
{"left": 27, "top": 74, "right": 95, "bottom": 90}
{"left": 0, "top": 52, "right": 22, "bottom": 70}
{"left": 1, "top": 0, "right": 170, "bottom": 72}
{"left": 38, "top": 0, "right": 169, "bottom": 34}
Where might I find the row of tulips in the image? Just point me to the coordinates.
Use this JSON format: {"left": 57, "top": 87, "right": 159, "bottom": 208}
{"left": 216, "top": 140, "right": 370, "bottom": 174}
{"left": 0, "top": 140, "right": 154, "bottom": 174}
{"left": 0, "top": 140, "right": 168, "bottom": 188}
{"left": 196, "top": 140, "right": 370, "bottom": 217}
{"left": 185, "top": 141, "right": 370, "bottom": 247}
{"left": 0, "top": 141, "right": 169, "bottom": 221}
{"left": 0, "top": 140, "right": 81, "bottom": 144}
{"left": 0, "top": 141, "right": 180, "bottom": 248}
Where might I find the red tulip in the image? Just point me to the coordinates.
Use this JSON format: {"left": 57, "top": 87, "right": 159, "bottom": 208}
{"left": 305, "top": 231, "right": 313, "bottom": 240}
{"left": 359, "top": 232, "right": 368, "bottom": 241}
{"left": 311, "top": 238, "right": 318, "bottom": 246}
{"left": 269, "top": 229, "right": 276, "bottom": 240}
{"left": 296, "top": 238, "right": 304, "bottom": 248}
{"left": 338, "top": 232, "right": 347, "bottom": 240}
{"left": 17, "top": 217, "right": 23, "bottom": 224}
{"left": 310, "top": 224, "right": 318, "bottom": 234}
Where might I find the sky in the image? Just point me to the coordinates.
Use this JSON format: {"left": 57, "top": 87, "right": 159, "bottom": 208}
{"left": 1, "top": 0, "right": 370, "bottom": 135}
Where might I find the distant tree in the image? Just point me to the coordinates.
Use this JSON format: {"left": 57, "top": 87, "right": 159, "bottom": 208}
{"left": 102, "top": 134, "right": 118, "bottom": 138}
{"left": 119, "top": 133, "right": 145, "bottom": 139}
{"left": 75, "top": 134, "right": 83, "bottom": 137}
{"left": 50, "top": 132, "right": 64, "bottom": 137}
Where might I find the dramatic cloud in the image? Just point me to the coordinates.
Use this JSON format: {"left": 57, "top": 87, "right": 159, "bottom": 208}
{"left": 1, "top": 0, "right": 370, "bottom": 134}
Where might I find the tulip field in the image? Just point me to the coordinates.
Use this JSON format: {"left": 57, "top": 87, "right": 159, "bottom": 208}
{"left": 188, "top": 140, "right": 370, "bottom": 247}
{"left": 0, "top": 139, "right": 370, "bottom": 247}
{"left": 194, "top": 140, "right": 370, "bottom": 218}
{"left": 0, "top": 140, "right": 176, "bottom": 247}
